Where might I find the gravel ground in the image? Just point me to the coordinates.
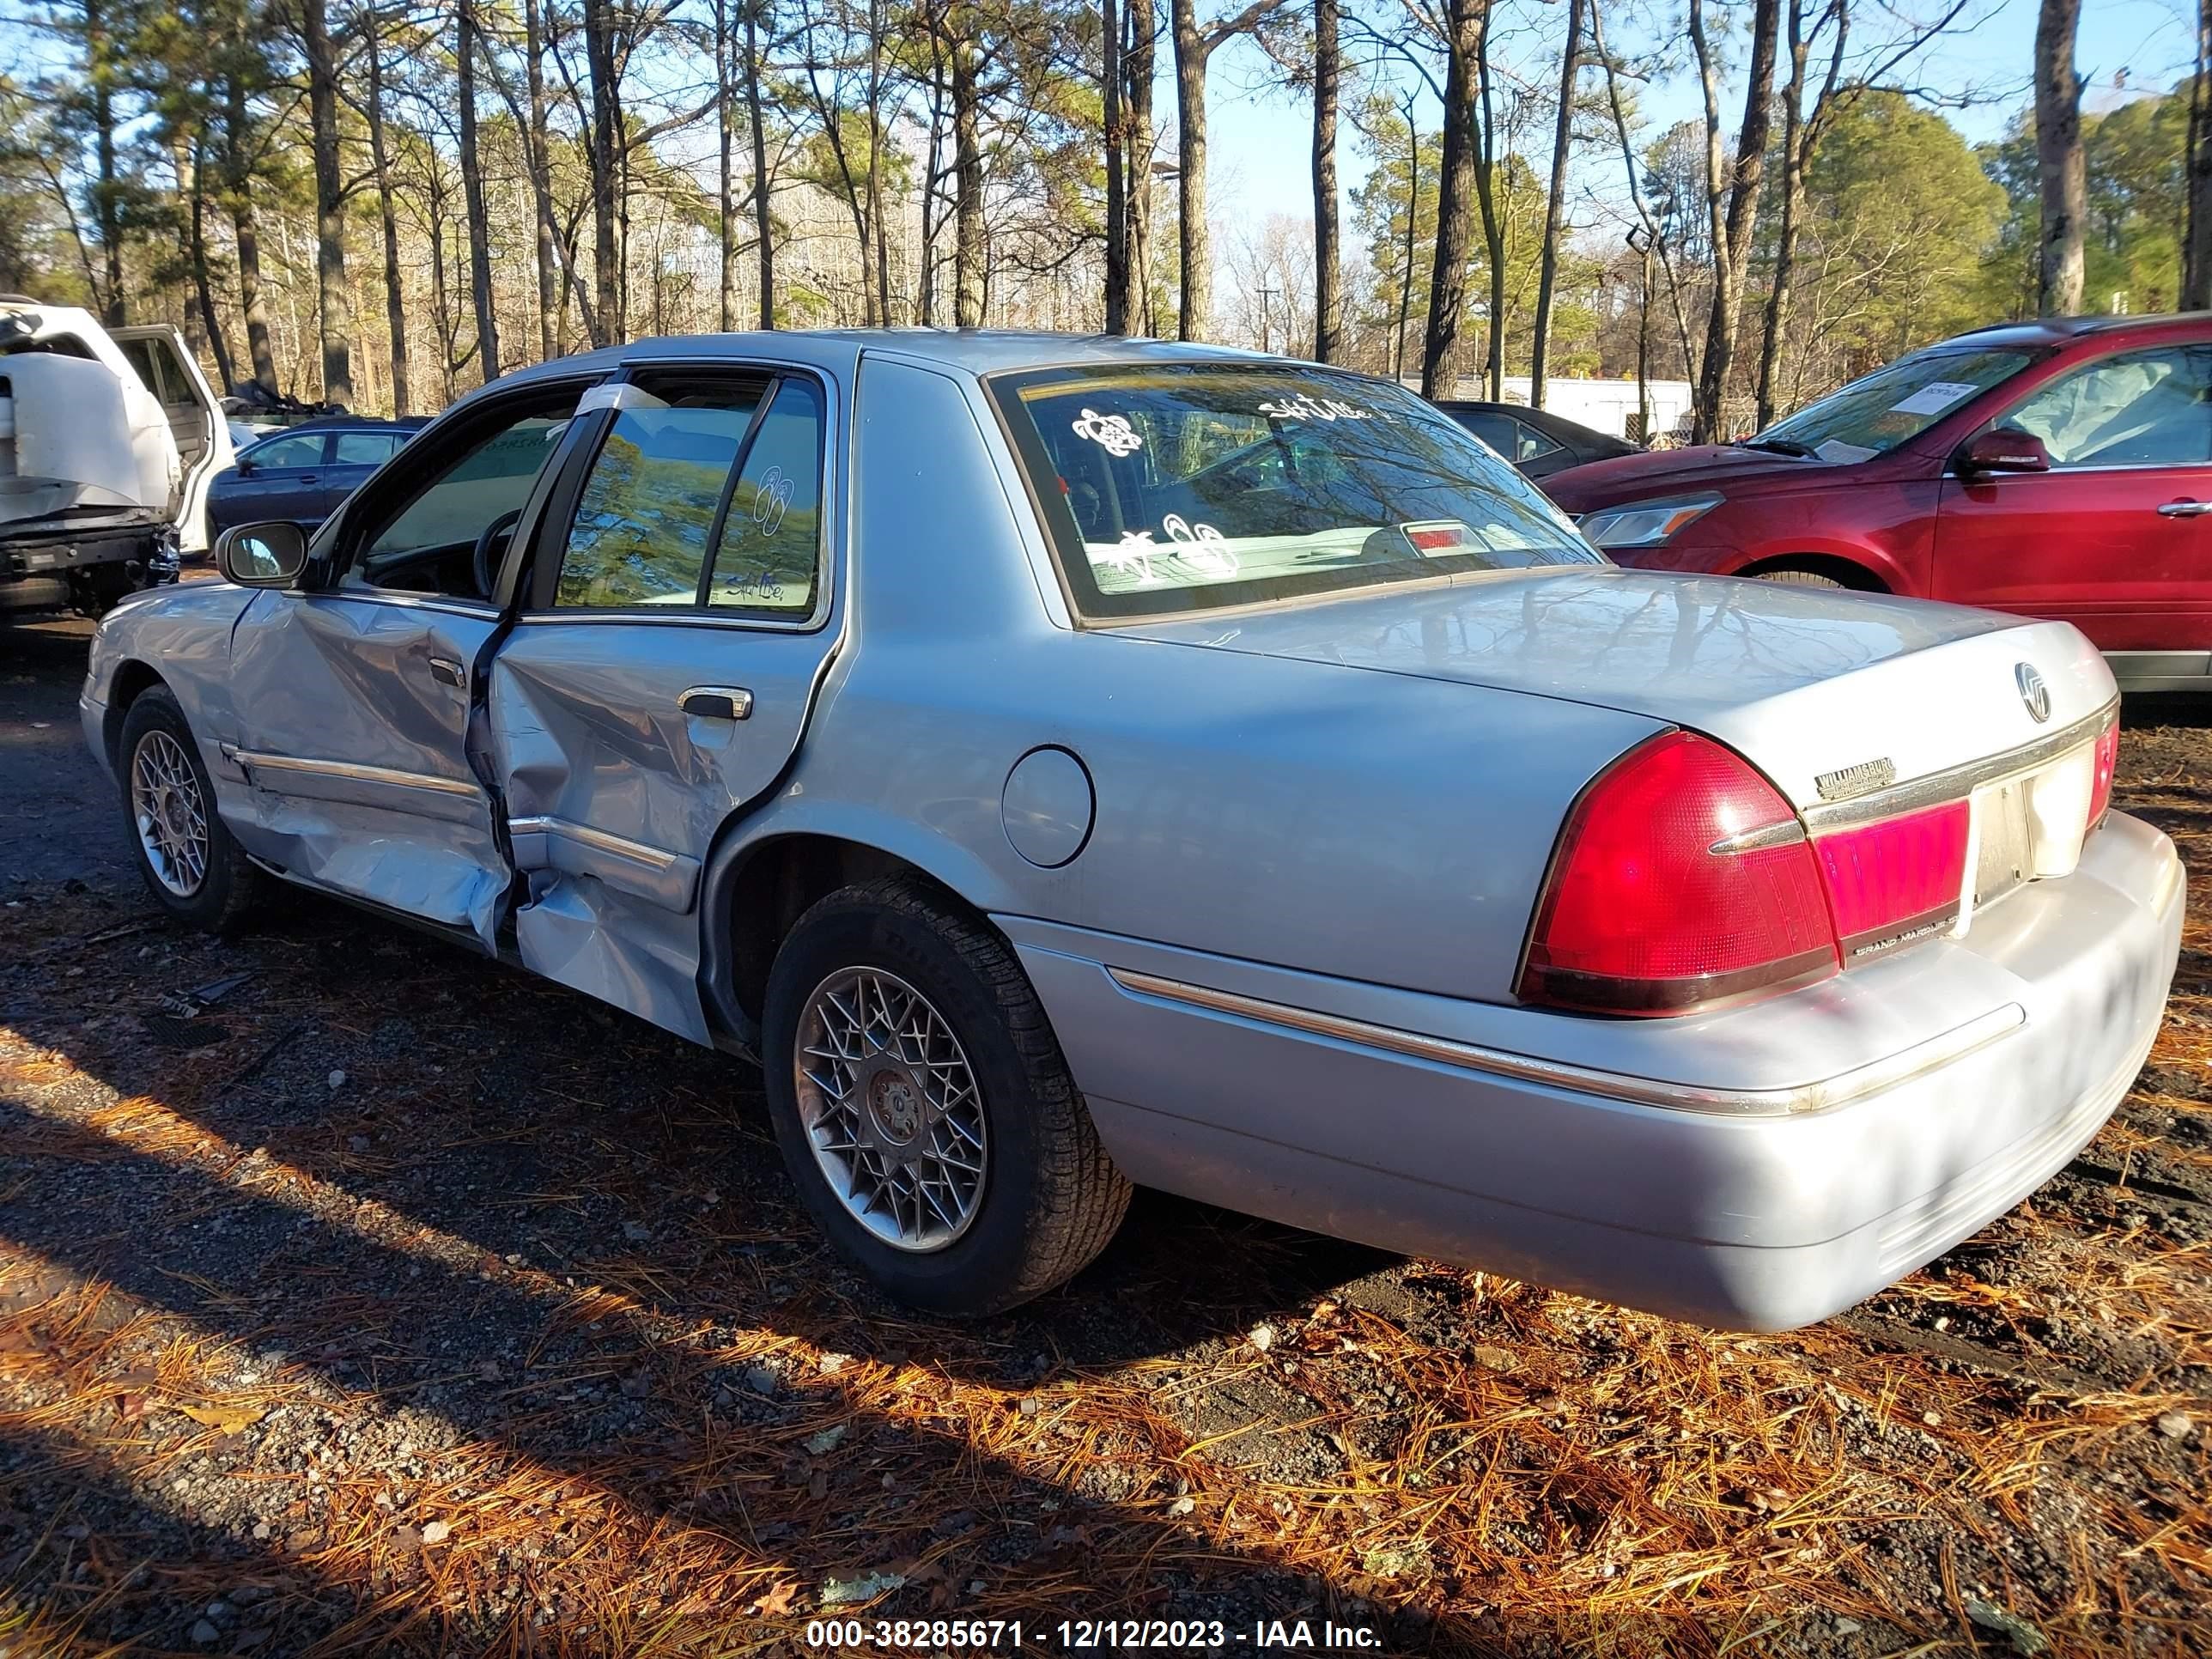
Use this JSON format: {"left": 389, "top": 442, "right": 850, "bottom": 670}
{"left": 1, "top": 622, "right": 2208, "bottom": 1657}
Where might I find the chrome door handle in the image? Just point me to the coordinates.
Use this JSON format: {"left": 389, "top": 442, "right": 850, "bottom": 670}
{"left": 678, "top": 685, "right": 753, "bottom": 720}
{"left": 428, "top": 656, "right": 465, "bottom": 687}
{"left": 2158, "top": 500, "right": 2212, "bottom": 517}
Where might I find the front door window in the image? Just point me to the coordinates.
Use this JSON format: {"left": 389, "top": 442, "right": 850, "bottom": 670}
{"left": 2005, "top": 347, "right": 2212, "bottom": 469}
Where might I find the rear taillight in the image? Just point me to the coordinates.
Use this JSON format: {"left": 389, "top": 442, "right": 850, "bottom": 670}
{"left": 2087, "top": 715, "right": 2118, "bottom": 832}
{"left": 1518, "top": 732, "right": 1839, "bottom": 1015}
{"left": 1522, "top": 732, "right": 1996, "bottom": 1016}
{"left": 1813, "top": 800, "right": 1970, "bottom": 962}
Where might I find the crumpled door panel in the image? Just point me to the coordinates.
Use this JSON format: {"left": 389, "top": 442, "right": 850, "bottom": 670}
{"left": 223, "top": 591, "right": 508, "bottom": 945}
{"left": 489, "top": 617, "right": 841, "bottom": 1042}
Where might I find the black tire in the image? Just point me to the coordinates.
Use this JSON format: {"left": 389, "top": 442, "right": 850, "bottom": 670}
{"left": 1754, "top": 567, "right": 1847, "bottom": 589}
{"left": 116, "top": 687, "right": 262, "bottom": 933}
{"left": 762, "top": 877, "right": 1132, "bottom": 1316}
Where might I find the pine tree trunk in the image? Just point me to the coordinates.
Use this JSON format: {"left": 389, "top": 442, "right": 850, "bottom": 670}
{"left": 524, "top": 0, "right": 561, "bottom": 356}
{"left": 746, "top": 0, "right": 774, "bottom": 326}
{"left": 1123, "top": 0, "right": 1155, "bottom": 333}
{"left": 2033, "top": 0, "right": 2086, "bottom": 315}
{"left": 585, "top": 0, "right": 626, "bottom": 345}
{"left": 224, "top": 65, "right": 277, "bottom": 393}
{"left": 1422, "top": 0, "right": 1484, "bottom": 398}
{"left": 2188, "top": 0, "right": 2212, "bottom": 308}
{"left": 1529, "top": 0, "right": 1581, "bottom": 408}
{"left": 716, "top": 0, "right": 737, "bottom": 331}
{"left": 1474, "top": 3, "right": 1505, "bottom": 399}
{"left": 84, "top": 0, "right": 126, "bottom": 324}
{"left": 1310, "top": 0, "right": 1340, "bottom": 360}
{"left": 184, "top": 136, "right": 234, "bottom": 390}
{"left": 458, "top": 0, "right": 500, "bottom": 380}
{"left": 1170, "top": 0, "right": 1209, "bottom": 339}
{"left": 364, "top": 2, "right": 410, "bottom": 412}
{"left": 303, "top": 0, "right": 353, "bottom": 404}
{"left": 952, "top": 36, "right": 986, "bottom": 326}
{"left": 1689, "top": 0, "right": 1780, "bottom": 441}
{"left": 1103, "top": 0, "right": 1127, "bottom": 332}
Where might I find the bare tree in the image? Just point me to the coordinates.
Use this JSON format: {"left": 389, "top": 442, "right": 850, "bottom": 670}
{"left": 1754, "top": 0, "right": 1844, "bottom": 426}
{"left": 1528, "top": 0, "right": 1583, "bottom": 408}
{"left": 301, "top": 0, "right": 353, "bottom": 402}
{"left": 1310, "top": 0, "right": 1340, "bottom": 359}
{"left": 1103, "top": 0, "right": 1127, "bottom": 330}
{"left": 1124, "top": 0, "right": 1158, "bottom": 332}
{"left": 360, "top": 1, "right": 410, "bottom": 408}
{"left": 457, "top": 0, "right": 500, "bottom": 378}
{"left": 1420, "top": 0, "right": 1485, "bottom": 396}
{"left": 747, "top": 0, "right": 775, "bottom": 327}
{"left": 1687, "top": 0, "right": 1781, "bottom": 440}
{"left": 1170, "top": 0, "right": 1290, "bottom": 339}
{"left": 2185, "top": 0, "right": 2211, "bottom": 308}
{"left": 2033, "top": 0, "right": 2083, "bottom": 314}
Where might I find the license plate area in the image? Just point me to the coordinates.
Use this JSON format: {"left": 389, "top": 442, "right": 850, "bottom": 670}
{"left": 1972, "top": 776, "right": 2034, "bottom": 912}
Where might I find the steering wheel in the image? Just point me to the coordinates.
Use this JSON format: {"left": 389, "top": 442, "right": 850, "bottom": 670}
{"left": 473, "top": 507, "right": 525, "bottom": 600}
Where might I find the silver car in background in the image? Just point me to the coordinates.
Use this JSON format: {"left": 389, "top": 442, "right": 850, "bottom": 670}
{"left": 81, "top": 332, "right": 2181, "bottom": 1329}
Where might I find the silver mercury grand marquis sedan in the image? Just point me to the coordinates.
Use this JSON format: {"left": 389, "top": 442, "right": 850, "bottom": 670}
{"left": 81, "top": 331, "right": 2183, "bottom": 1329}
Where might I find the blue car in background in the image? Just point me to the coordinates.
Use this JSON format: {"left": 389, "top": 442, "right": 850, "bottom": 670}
{"left": 205, "top": 417, "right": 428, "bottom": 542}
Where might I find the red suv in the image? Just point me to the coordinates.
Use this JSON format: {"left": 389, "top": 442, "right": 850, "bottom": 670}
{"left": 1544, "top": 314, "right": 2212, "bottom": 692}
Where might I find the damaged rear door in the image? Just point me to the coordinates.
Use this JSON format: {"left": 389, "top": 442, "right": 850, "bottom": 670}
{"left": 486, "top": 362, "right": 843, "bottom": 1043}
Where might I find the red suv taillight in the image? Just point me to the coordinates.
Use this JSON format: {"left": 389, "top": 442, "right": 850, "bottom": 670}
{"left": 1518, "top": 732, "right": 1839, "bottom": 1014}
{"left": 1521, "top": 732, "right": 1983, "bottom": 1016}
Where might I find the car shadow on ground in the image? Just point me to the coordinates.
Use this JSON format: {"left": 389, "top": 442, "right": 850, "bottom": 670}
{"left": 2, "top": 890, "right": 1547, "bottom": 1656}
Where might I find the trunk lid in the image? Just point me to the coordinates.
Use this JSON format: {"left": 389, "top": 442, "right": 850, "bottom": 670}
{"left": 1116, "top": 566, "right": 2114, "bottom": 810}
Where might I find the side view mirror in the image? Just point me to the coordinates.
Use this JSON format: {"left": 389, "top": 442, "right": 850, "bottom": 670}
{"left": 216, "top": 520, "right": 308, "bottom": 586}
{"left": 234, "top": 457, "right": 256, "bottom": 476}
{"left": 1958, "top": 427, "right": 2052, "bottom": 475}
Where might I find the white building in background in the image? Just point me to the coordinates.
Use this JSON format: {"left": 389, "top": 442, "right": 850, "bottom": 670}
{"left": 1419, "top": 375, "right": 1698, "bottom": 444}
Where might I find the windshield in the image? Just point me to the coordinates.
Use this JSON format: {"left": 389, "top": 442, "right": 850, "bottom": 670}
{"left": 988, "top": 364, "right": 1602, "bottom": 620}
{"left": 1753, "top": 346, "right": 2039, "bottom": 462}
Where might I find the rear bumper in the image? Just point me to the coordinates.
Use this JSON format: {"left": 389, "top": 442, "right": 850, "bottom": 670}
{"left": 1009, "top": 811, "right": 2183, "bottom": 1330}
{"left": 1, "top": 520, "right": 179, "bottom": 610}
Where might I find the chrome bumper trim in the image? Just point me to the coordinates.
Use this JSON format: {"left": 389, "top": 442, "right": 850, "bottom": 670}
{"left": 1107, "top": 967, "right": 2027, "bottom": 1118}
{"left": 1800, "top": 700, "right": 2118, "bottom": 835}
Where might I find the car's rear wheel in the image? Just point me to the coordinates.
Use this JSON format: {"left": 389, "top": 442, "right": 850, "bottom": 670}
{"left": 761, "top": 877, "right": 1131, "bottom": 1316}
{"left": 117, "top": 688, "right": 261, "bottom": 933}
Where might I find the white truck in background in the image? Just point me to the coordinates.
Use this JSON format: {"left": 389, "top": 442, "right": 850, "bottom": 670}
{"left": 1, "top": 297, "right": 233, "bottom": 621}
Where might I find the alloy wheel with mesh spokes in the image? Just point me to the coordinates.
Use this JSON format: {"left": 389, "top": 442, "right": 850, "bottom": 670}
{"left": 794, "top": 967, "right": 989, "bottom": 1252}
{"left": 131, "top": 728, "right": 210, "bottom": 897}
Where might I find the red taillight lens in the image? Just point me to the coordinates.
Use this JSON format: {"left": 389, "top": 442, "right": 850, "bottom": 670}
{"left": 2087, "top": 716, "right": 2118, "bottom": 832}
{"left": 1812, "top": 800, "right": 1970, "bottom": 961}
{"left": 1519, "top": 732, "right": 1839, "bottom": 1014}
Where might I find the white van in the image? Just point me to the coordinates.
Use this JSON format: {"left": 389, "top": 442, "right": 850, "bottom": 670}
{"left": 1, "top": 299, "right": 233, "bottom": 619}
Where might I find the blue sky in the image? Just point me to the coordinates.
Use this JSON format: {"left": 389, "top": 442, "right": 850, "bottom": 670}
{"left": 1194, "top": 0, "right": 2197, "bottom": 248}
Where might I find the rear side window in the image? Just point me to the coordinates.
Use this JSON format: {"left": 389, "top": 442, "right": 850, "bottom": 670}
{"left": 334, "top": 430, "right": 404, "bottom": 465}
{"left": 988, "top": 364, "right": 1600, "bottom": 620}
{"left": 705, "top": 380, "right": 824, "bottom": 614}
{"left": 555, "top": 386, "right": 764, "bottom": 607}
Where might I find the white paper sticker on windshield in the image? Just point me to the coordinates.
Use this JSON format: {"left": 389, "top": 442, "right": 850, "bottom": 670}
{"left": 1071, "top": 408, "right": 1144, "bottom": 455}
{"left": 1814, "top": 438, "right": 1878, "bottom": 464}
{"left": 1258, "top": 392, "right": 1377, "bottom": 424}
{"left": 1887, "top": 380, "right": 1980, "bottom": 418}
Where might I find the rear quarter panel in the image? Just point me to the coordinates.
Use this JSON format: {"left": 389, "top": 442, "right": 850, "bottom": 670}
{"left": 727, "top": 356, "right": 1667, "bottom": 1006}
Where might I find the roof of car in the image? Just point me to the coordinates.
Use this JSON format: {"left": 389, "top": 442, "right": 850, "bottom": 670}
{"left": 495, "top": 329, "right": 1319, "bottom": 392}
{"left": 1942, "top": 312, "right": 2211, "bottom": 349}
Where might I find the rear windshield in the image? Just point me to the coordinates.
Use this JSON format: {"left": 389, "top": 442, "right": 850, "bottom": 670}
{"left": 1752, "top": 346, "right": 2039, "bottom": 461}
{"left": 987, "top": 364, "right": 1602, "bottom": 620}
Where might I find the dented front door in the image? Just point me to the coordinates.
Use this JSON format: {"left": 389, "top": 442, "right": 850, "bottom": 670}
{"left": 487, "top": 368, "right": 842, "bottom": 1042}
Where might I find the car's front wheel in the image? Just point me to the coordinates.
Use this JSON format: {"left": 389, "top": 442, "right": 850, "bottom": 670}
{"left": 761, "top": 877, "right": 1132, "bottom": 1316}
{"left": 117, "top": 688, "right": 261, "bottom": 933}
